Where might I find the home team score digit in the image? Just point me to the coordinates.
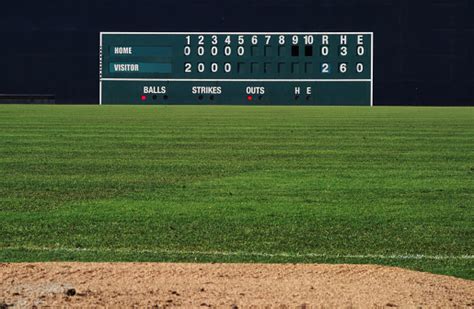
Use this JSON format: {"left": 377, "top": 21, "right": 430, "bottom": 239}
{"left": 100, "top": 32, "right": 373, "bottom": 106}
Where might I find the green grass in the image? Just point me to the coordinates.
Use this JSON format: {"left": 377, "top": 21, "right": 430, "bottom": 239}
{"left": 0, "top": 105, "right": 472, "bottom": 279}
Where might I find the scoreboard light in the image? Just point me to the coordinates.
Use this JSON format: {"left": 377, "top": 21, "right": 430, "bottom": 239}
{"left": 99, "top": 32, "right": 373, "bottom": 106}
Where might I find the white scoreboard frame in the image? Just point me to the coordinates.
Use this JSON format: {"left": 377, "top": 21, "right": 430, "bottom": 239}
{"left": 99, "top": 32, "right": 374, "bottom": 106}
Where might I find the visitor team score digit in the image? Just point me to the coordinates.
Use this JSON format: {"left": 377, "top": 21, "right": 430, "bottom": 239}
{"left": 100, "top": 32, "right": 373, "bottom": 106}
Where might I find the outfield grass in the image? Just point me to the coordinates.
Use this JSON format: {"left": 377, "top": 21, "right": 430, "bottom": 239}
{"left": 0, "top": 105, "right": 472, "bottom": 279}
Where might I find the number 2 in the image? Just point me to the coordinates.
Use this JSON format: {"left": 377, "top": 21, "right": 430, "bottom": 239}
{"left": 184, "top": 63, "right": 192, "bottom": 73}
{"left": 321, "top": 63, "right": 330, "bottom": 73}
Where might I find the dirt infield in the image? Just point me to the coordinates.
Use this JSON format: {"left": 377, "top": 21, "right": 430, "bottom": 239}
{"left": 1, "top": 263, "right": 473, "bottom": 307}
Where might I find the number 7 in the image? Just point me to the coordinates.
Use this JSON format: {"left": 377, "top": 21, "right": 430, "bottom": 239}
{"left": 265, "top": 35, "right": 271, "bottom": 45}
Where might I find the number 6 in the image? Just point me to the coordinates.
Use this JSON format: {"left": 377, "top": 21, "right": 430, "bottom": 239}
{"left": 339, "top": 63, "right": 347, "bottom": 73}
{"left": 252, "top": 35, "right": 258, "bottom": 45}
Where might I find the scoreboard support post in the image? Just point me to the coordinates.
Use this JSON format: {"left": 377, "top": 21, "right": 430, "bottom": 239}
{"left": 99, "top": 32, "right": 373, "bottom": 106}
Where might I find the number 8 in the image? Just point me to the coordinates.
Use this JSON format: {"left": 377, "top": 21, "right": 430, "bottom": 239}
{"left": 279, "top": 35, "right": 285, "bottom": 45}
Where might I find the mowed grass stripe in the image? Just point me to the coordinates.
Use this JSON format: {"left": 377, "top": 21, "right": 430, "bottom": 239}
{"left": 0, "top": 105, "right": 473, "bottom": 279}
{"left": 2, "top": 245, "right": 474, "bottom": 260}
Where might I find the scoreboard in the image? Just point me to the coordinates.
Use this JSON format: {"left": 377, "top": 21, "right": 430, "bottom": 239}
{"left": 100, "top": 32, "right": 373, "bottom": 106}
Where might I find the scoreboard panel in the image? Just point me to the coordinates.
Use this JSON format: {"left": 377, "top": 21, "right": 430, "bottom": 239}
{"left": 100, "top": 32, "right": 373, "bottom": 106}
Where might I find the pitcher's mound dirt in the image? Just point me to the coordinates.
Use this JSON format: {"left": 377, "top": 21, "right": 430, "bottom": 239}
{"left": 1, "top": 263, "right": 473, "bottom": 307}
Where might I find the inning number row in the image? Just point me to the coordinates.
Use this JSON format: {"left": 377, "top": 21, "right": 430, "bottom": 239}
{"left": 185, "top": 34, "right": 367, "bottom": 46}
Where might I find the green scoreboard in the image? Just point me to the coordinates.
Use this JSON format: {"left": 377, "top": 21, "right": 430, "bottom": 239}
{"left": 100, "top": 32, "right": 373, "bottom": 106}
